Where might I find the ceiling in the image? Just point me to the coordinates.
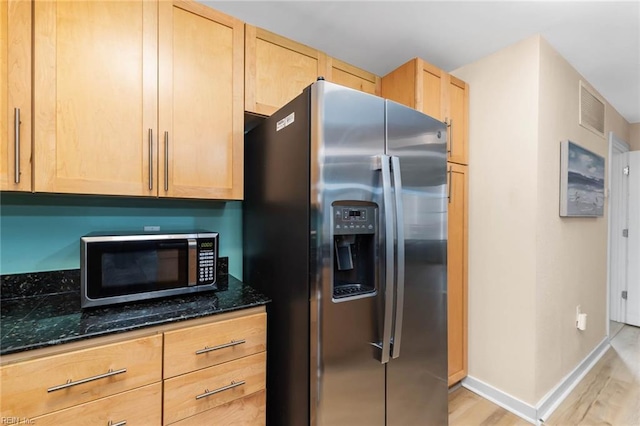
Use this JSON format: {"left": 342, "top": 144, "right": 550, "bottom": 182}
{"left": 205, "top": 1, "right": 640, "bottom": 125}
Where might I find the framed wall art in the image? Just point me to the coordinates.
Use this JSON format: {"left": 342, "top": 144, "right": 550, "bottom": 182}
{"left": 560, "top": 140, "right": 605, "bottom": 217}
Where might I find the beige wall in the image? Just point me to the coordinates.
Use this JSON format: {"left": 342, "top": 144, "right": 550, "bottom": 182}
{"left": 630, "top": 123, "right": 640, "bottom": 150}
{"left": 535, "top": 38, "right": 613, "bottom": 401}
{"left": 452, "top": 36, "right": 540, "bottom": 404}
{"left": 452, "top": 34, "right": 631, "bottom": 407}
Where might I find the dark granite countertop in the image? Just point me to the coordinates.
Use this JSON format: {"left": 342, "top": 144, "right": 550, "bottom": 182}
{"left": 0, "top": 266, "right": 270, "bottom": 356}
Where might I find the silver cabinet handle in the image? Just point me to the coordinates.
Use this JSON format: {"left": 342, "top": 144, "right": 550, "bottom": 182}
{"left": 448, "top": 166, "right": 453, "bottom": 204}
{"left": 14, "top": 108, "right": 20, "bottom": 183}
{"left": 164, "top": 131, "right": 169, "bottom": 192}
{"left": 390, "top": 156, "right": 405, "bottom": 359}
{"left": 148, "top": 129, "right": 153, "bottom": 190}
{"left": 196, "top": 380, "right": 245, "bottom": 400}
{"left": 446, "top": 118, "right": 454, "bottom": 156}
{"left": 195, "top": 339, "right": 246, "bottom": 355}
{"left": 380, "top": 154, "right": 394, "bottom": 364}
{"left": 108, "top": 421, "right": 127, "bottom": 426}
{"left": 47, "top": 368, "right": 127, "bottom": 393}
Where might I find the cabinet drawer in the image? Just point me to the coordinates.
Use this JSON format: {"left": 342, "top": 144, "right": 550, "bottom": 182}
{"left": 163, "top": 352, "right": 266, "bottom": 425}
{"left": 168, "top": 390, "right": 265, "bottom": 426}
{"left": 164, "top": 312, "right": 266, "bottom": 378}
{"left": 0, "top": 334, "right": 162, "bottom": 418}
{"left": 32, "top": 382, "right": 161, "bottom": 425}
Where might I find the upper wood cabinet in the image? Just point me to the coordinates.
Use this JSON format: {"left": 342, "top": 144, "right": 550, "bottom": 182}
{"left": 382, "top": 57, "right": 469, "bottom": 165}
{"left": 34, "top": 0, "right": 157, "bottom": 197}
{"left": 33, "top": 0, "right": 244, "bottom": 199}
{"left": 325, "top": 57, "right": 380, "bottom": 96}
{"left": 158, "top": 1, "right": 244, "bottom": 200}
{"left": 245, "top": 25, "right": 326, "bottom": 116}
{"left": 446, "top": 75, "right": 469, "bottom": 165}
{"left": 1, "top": 0, "right": 31, "bottom": 192}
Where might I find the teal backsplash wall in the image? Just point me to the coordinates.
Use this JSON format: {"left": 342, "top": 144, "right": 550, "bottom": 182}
{"left": 0, "top": 193, "right": 242, "bottom": 277}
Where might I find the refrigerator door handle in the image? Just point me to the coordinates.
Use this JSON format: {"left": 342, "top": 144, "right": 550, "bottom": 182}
{"left": 391, "top": 156, "right": 405, "bottom": 359}
{"left": 380, "top": 154, "right": 395, "bottom": 364}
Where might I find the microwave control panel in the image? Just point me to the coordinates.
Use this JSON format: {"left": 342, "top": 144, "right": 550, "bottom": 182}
{"left": 197, "top": 239, "right": 217, "bottom": 284}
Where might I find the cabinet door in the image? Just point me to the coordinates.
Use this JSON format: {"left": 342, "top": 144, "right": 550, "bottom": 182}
{"left": 0, "top": 335, "right": 162, "bottom": 418}
{"left": 326, "top": 57, "right": 380, "bottom": 96}
{"left": 163, "top": 352, "right": 266, "bottom": 425}
{"left": 446, "top": 75, "right": 469, "bottom": 165}
{"left": 1, "top": 0, "right": 31, "bottom": 191}
{"left": 381, "top": 58, "right": 446, "bottom": 121}
{"left": 164, "top": 312, "right": 266, "bottom": 379}
{"left": 447, "top": 163, "right": 468, "bottom": 386}
{"left": 34, "top": 1, "right": 157, "bottom": 196}
{"left": 31, "top": 383, "right": 162, "bottom": 426}
{"left": 169, "top": 390, "right": 266, "bottom": 426}
{"left": 158, "top": 0, "right": 244, "bottom": 200}
{"left": 417, "top": 59, "right": 446, "bottom": 122}
{"left": 245, "top": 25, "right": 326, "bottom": 116}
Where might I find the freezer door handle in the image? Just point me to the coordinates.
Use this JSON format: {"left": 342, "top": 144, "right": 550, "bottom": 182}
{"left": 380, "top": 154, "right": 394, "bottom": 364}
{"left": 391, "top": 156, "right": 405, "bottom": 359}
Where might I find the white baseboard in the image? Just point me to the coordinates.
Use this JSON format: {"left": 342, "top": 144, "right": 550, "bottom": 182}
{"left": 462, "top": 336, "right": 611, "bottom": 425}
{"left": 462, "top": 376, "right": 537, "bottom": 424}
{"left": 536, "top": 336, "right": 610, "bottom": 422}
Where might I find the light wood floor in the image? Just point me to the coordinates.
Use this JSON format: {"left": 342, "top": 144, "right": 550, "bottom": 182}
{"left": 449, "top": 324, "right": 640, "bottom": 425}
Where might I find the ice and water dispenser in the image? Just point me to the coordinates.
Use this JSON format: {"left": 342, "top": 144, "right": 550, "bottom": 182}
{"left": 332, "top": 201, "right": 378, "bottom": 300}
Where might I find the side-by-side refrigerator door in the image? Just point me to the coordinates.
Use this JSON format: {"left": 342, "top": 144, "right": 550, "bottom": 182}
{"left": 310, "top": 81, "right": 388, "bottom": 426}
{"left": 385, "top": 100, "right": 449, "bottom": 426}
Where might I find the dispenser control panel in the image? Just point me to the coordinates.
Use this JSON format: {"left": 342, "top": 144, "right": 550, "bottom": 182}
{"left": 333, "top": 205, "right": 376, "bottom": 235}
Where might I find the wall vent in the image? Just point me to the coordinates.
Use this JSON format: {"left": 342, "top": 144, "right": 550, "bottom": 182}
{"left": 579, "top": 81, "right": 605, "bottom": 137}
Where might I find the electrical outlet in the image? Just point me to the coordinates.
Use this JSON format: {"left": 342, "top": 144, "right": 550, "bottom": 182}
{"left": 576, "top": 305, "right": 581, "bottom": 326}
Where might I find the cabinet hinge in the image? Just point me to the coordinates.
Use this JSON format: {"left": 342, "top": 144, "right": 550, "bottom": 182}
{"left": 622, "top": 290, "right": 628, "bottom": 300}
{"left": 623, "top": 166, "right": 630, "bottom": 176}
{"left": 623, "top": 229, "right": 629, "bottom": 238}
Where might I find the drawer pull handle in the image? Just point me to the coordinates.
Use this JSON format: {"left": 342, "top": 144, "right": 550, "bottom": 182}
{"left": 196, "top": 380, "right": 246, "bottom": 400}
{"left": 47, "top": 368, "right": 127, "bottom": 393}
{"left": 195, "top": 339, "right": 246, "bottom": 355}
{"left": 108, "top": 421, "right": 127, "bottom": 426}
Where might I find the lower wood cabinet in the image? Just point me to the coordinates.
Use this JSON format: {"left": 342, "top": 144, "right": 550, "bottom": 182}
{"left": 168, "top": 390, "right": 266, "bottom": 426}
{"left": 163, "top": 352, "right": 266, "bottom": 425}
{"left": 31, "top": 383, "right": 162, "bottom": 426}
{"left": 0, "top": 307, "right": 267, "bottom": 425}
{"left": 447, "top": 163, "right": 468, "bottom": 386}
{"left": 0, "top": 335, "right": 163, "bottom": 418}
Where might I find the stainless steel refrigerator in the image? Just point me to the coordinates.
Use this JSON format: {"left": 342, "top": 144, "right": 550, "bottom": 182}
{"left": 243, "top": 80, "right": 448, "bottom": 426}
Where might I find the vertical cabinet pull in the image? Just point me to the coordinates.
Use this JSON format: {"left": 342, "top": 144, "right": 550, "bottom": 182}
{"left": 148, "top": 129, "right": 153, "bottom": 190}
{"left": 196, "top": 380, "right": 246, "bottom": 400}
{"left": 447, "top": 118, "right": 454, "bottom": 157}
{"left": 448, "top": 166, "right": 453, "bottom": 204}
{"left": 164, "top": 131, "right": 169, "bottom": 192}
{"left": 14, "top": 108, "right": 20, "bottom": 183}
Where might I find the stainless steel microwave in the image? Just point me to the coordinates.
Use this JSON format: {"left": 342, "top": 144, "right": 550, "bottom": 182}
{"left": 81, "top": 231, "right": 218, "bottom": 308}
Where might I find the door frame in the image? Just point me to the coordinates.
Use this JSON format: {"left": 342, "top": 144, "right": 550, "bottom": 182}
{"left": 607, "top": 131, "right": 630, "bottom": 335}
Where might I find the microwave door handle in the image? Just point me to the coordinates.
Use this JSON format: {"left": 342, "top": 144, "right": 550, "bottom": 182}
{"left": 157, "top": 242, "right": 188, "bottom": 249}
{"left": 391, "top": 156, "right": 405, "bottom": 359}
{"left": 380, "top": 154, "right": 394, "bottom": 364}
{"left": 188, "top": 239, "right": 197, "bottom": 286}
